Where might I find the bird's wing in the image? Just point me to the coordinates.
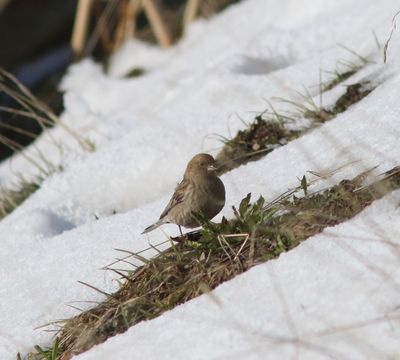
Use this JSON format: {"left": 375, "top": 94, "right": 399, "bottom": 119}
{"left": 159, "top": 178, "right": 189, "bottom": 220}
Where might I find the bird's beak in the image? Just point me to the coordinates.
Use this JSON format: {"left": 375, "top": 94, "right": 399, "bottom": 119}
{"left": 207, "top": 164, "right": 218, "bottom": 172}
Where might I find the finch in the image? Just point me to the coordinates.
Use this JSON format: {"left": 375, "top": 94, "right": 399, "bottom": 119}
{"left": 142, "top": 153, "right": 226, "bottom": 234}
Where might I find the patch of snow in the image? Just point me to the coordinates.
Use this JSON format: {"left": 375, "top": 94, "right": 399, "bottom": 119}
{"left": 75, "top": 191, "right": 400, "bottom": 360}
{"left": 0, "top": 0, "right": 400, "bottom": 358}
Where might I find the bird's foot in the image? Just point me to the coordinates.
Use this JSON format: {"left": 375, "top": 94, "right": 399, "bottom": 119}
{"left": 170, "top": 230, "right": 201, "bottom": 243}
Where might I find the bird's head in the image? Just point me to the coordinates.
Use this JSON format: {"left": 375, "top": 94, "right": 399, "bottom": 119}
{"left": 185, "top": 153, "right": 218, "bottom": 177}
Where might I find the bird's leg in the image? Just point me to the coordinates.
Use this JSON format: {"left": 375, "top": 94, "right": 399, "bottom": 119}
{"left": 178, "top": 225, "right": 183, "bottom": 237}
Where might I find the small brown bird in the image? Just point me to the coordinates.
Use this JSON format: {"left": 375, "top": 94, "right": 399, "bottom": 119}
{"left": 142, "top": 153, "right": 225, "bottom": 235}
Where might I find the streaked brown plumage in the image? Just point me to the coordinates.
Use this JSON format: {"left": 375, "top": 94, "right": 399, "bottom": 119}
{"left": 142, "top": 153, "right": 225, "bottom": 234}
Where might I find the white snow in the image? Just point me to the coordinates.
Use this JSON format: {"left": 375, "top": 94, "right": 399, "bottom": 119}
{"left": 0, "top": 0, "right": 400, "bottom": 359}
{"left": 75, "top": 191, "right": 400, "bottom": 360}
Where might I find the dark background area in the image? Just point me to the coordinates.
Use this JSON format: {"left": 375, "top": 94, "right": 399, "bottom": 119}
{"left": 0, "top": 0, "right": 77, "bottom": 161}
{"left": 0, "top": 0, "right": 239, "bottom": 162}
{"left": 0, "top": 0, "right": 77, "bottom": 70}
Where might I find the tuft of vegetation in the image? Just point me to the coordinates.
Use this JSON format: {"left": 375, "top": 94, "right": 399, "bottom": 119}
{"left": 322, "top": 44, "right": 370, "bottom": 91}
{"left": 216, "top": 48, "right": 374, "bottom": 173}
{"left": 321, "top": 52, "right": 368, "bottom": 92}
{"left": 331, "top": 82, "right": 373, "bottom": 113}
{"left": 26, "top": 166, "right": 400, "bottom": 360}
{"left": 216, "top": 79, "right": 375, "bottom": 174}
{"left": 124, "top": 67, "right": 146, "bottom": 78}
{"left": 279, "top": 88, "right": 335, "bottom": 123}
{"left": 301, "top": 81, "right": 374, "bottom": 122}
{"left": 216, "top": 113, "right": 300, "bottom": 174}
{"left": 17, "top": 337, "right": 61, "bottom": 360}
{"left": 0, "top": 177, "right": 41, "bottom": 220}
{"left": 322, "top": 68, "right": 360, "bottom": 92}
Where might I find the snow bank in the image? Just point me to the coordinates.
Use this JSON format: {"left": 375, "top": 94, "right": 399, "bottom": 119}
{"left": 76, "top": 191, "right": 400, "bottom": 360}
{"left": 0, "top": 0, "right": 400, "bottom": 358}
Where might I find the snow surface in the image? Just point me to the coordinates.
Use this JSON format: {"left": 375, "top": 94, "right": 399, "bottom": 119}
{"left": 1, "top": 0, "right": 400, "bottom": 359}
{"left": 76, "top": 191, "right": 400, "bottom": 360}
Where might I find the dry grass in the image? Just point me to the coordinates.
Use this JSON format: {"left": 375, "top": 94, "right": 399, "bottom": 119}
{"left": 215, "top": 48, "right": 374, "bottom": 174}
{"left": 216, "top": 78, "right": 375, "bottom": 174}
{"left": 383, "top": 10, "right": 400, "bottom": 63}
{"left": 0, "top": 69, "right": 94, "bottom": 220}
{"left": 30, "top": 166, "right": 400, "bottom": 360}
{"left": 322, "top": 46, "right": 369, "bottom": 92}
{"left": 0, "top": 69, "right": 94, "bottom": 152}
{"left": 322, "top": 68, "right": 360, "bottom": 92}
{"left": 0, "top": 176, "right": 41, "bottom": 219}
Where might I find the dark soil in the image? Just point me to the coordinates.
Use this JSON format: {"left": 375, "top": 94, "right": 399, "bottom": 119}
{"left": 216, "top": 116, "right": 299, "bottom": 174}
{"left": 332, "top": 83, "right": 373, "bottom": 113}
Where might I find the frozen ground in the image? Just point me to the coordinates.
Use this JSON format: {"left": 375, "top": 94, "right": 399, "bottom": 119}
{"left": 0, "top": 0, "right": 400, "bottom": 359}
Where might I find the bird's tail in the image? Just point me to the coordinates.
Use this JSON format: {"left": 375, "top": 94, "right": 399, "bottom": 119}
{"left": 141, "top": 219, "right": 166, "bottom": 234}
